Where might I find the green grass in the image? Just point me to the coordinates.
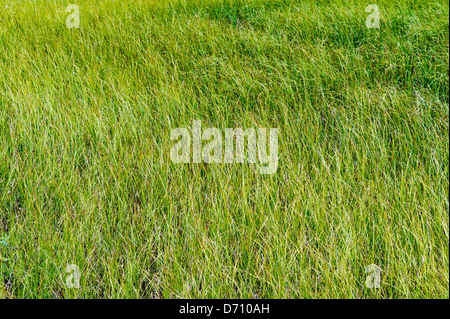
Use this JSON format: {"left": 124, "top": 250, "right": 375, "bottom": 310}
{"left": 0, "top": 0, "right": 448, "bottom": 298}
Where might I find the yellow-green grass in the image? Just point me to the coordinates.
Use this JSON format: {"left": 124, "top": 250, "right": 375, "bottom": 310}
{"left": 0, "top": 0, "right": 448, "bottom": 298}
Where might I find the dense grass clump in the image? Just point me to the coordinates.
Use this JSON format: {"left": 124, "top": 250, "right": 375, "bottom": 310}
{"left": 0, "top": 0, "right": 448, "bottom": 298}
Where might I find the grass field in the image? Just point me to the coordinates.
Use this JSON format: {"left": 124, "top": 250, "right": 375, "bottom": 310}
{"left": 0, "top": 0, "right": 448, "bottom": 298}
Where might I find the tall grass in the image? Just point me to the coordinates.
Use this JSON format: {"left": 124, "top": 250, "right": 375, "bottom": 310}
{"left": 0, "top": 0, "right": 448, "bottom": 298}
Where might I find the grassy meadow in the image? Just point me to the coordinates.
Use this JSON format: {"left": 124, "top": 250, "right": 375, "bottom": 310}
{"left": 0, "top": 0, "right": 448, "bottom": 298}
